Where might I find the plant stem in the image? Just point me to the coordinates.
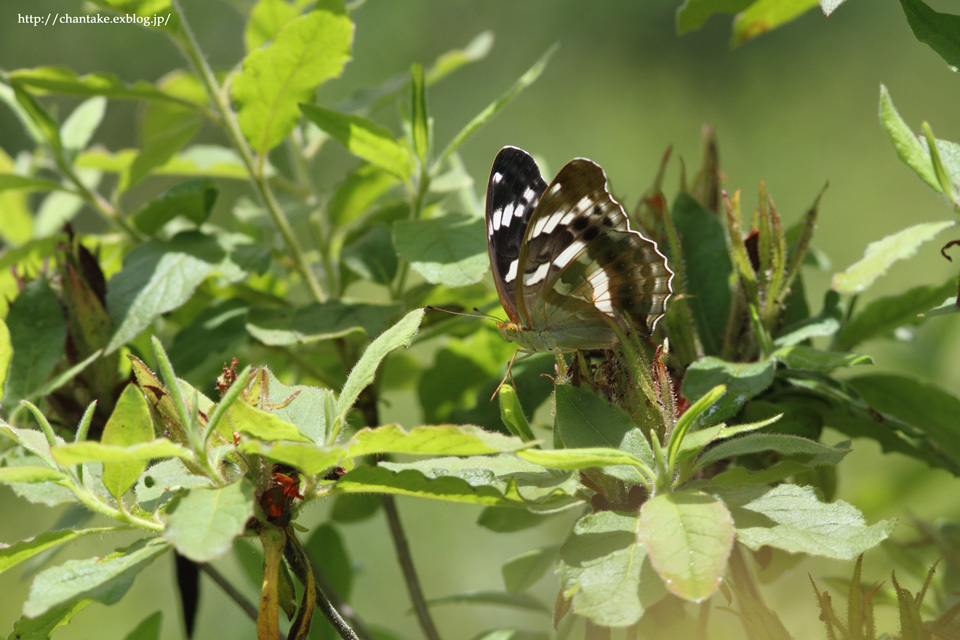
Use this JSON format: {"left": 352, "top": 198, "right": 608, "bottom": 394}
{"left": 169, "top": 0, "right": 326, "bottom": 303}
{"left": 199, "top": 562, "right": 258, "bottom": 621}
{"left": 382, "top": 495, "right": 442, "bottom": 640}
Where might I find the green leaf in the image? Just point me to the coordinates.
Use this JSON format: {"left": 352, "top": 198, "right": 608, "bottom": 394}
{"left": 674, "top": 416, "right": 782, "bottom": 466}
{"left": 334, "top": 465, "right": 547, "bottom": 507}
{"left": 517, "top": 448, "right": 652, "bottom": 483}
{"left": 0, "top": 466, "right": 69, "bottom": 484}
{"left": 258, "top": 370, "right": 335, "bottom": 444}
{"left": 558, "top": 511, "right": 666, "bottom": 627}
{"left": 715, "top": 484, "right": 895, "bottom": 558}
{"left": 709, "top": 460, "right": 814, "bottom": 489}
{"left": 697, "top": 433, "right": 849, "bottom": 468}
{"left": 638, "top": 491, "right": 733, "bottom": 602}
{"left": 676, "top": 0, "right": 752, "bottom": 34}
{"left": 0, "top": 318, "right": 11, "bottom": 404}
{"left": 477, "top": 507, "right": 546, "bottom": 533}
{"left": 232, "top": 1, "right": 353, "bottom": 154}
{"left": 23, "top": 538, "right": 170, "bottom": 617}
{"left": 101, "top": 383, "right": 155, "bottom": 499}
{"left": 11, "top": 83, "right": 62, "bottom": 150}
{"left": 836, "top": 278, "right": 957, "bottom": 350}
{"left": 347, "top": 424, "right": 529, "bottom": 457}
{"left": 833, "top": 221, "right": 954, "bottom": 294}
{"left": 731, "top": 0, "right": 820, "bottom": 48}
{"left": 0, "top": 174, "right": 67, "bottom": 195}
{"left": 0, "top": 527, "right": 123, "bottom": 577}
{"left": 246, "top": 300, "right": 400, "bottom": 346}
{"left": 239, "top": 439, "right": 343, "bottom": 476}
{"left": 820, "top": 0, "right": 847, "bottom": 16}
{"left": 341, "top": 225, "right": 398, "bottom": 284}
{"left": 681, "top": 357, "right": 776, "bottom": 425}
{"left": 51, "top": 439, "right": 194, "bottom": 466}
{"left": 879, "top": 84, "right": 940, "bottom": 192}
{"left": 393, "top": 214, "right": 487, "bottom": 286}
{"left": 426, "top": 31, "right": 495, "bottom": 84}
{"left": 410, "top": 63, "right": 429, "bottom": 163}
{"left": 228, "top": 399, "right": 312, "bottom": 443}
{"left": 300, "top": 105, "right": 411, "bottom": 180}
{"left": 502, "top": 547, "right": 558, "bottom": 594}
{"left": 7, "top": 66, "right": 197, "bottom": 105}
{"left": 8, "top": 600, "right": 92, "bottom": 640}
{"left": 771, "top": 345, "right": 872, "bottom": 371}
{"left": 328, "top": 164, "right": 400, "bottom": 227}
{"left": 106, "top": 231, "right": 263, "bottom": 352}
{"left": 668, "top": 384, "right": 726, "bottom": 470}
{"left": 671, "top": 194, "right": 732, "bottom": 354}
{"left": 330, "top": 493, "right": 381, "bottom": 523}
{"left": 163, "top": 482, "right": 255, "bottom": 562}
{"left": 898, "top": 0, "right": 960, "bottom": 70}
{"left": 775, "top": 289, "right": 843, "bottom": 347}
{"left": 3, "top": 278, "right": 66, "bottom": 407}
{"left": 60, "top": 97, "right": 106, "bottom": 154}
{"left": 0, "top": 149, "right": 34, "bottom": 243}
{"left": 122, "top": 611, "right": 162, "bottom": 640}
{"left": 337, "top": 308, "right": 424, "bottom": 420}
{"left": 121, "top": 121, "right": 200, "bottom": 192}
{"left": 498, "top": 384, "right": 536, "bottom": 442}
{"left": 244, "top": 0, "right": 304, "bottom": 51}
{"left": 434, "top": 45, "right": 555, "bottom": 171}
{"left": 847, "top": 373, "right": 960, "bottom": 465}
{"left": 135, "top": 458, "right": 213, "bottom": 512}
{"left": 133, "top": 178, "right": 219, "bottom": 235}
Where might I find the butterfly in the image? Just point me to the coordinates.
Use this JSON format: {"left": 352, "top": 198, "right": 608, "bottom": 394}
{"left": 485, "top": 146, "right": 673, "bottom": 353}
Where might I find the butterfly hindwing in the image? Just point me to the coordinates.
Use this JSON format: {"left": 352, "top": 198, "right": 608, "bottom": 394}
{"left": 485, "top": 147, "right": 548, "bottom": 325}
{"left": 485, "top": 146, "right": 673, "bottom": 352}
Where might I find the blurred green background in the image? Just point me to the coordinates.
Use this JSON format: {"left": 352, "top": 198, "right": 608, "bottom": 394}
{"left": 2, "top": 0, "right": 960, "bottom": 638}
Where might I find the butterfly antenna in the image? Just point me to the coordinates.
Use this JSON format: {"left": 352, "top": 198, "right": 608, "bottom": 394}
{"left": 424, "top": 305, "right": 503, "bottom": 323}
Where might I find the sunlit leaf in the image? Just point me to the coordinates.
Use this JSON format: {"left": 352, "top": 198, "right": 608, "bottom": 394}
{"left": 163, "top": 482, "right": 255, "bottom": 562}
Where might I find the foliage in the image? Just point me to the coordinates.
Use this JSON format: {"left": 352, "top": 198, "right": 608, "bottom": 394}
{"left": 0, "top": 0, "right": 959, "bottom": 639}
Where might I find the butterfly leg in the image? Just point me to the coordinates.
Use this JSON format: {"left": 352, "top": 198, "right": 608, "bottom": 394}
{"left": 490, "top": 349, "right": 534, "bottom": 401}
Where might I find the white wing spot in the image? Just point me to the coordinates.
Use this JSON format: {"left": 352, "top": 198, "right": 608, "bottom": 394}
{"left": 501, "top": 203, "right": 516, "bottom": 228}
{"left": 492, "top": 172, "right": 503, "bottom": 184}
{"left": 531, "top": 214, "right": 549, "bottom": 238}
{"left": 524, "top": 262, "right": 550, "bottom": 286}
{"left": 523, "top": 187, "right": 537, "bottom": 203}
{"left": 492, "top": 207, "right": 503, "bottom": 231}
{"left": 554, "top": 240, "right": 586, "bottom": 268}
{"left": 576, "top": 196, "right": 593, "bottom": 214}
{"left": 541, "top": 211, "right": 567, "bottom": 236}
{"left": 589, "top": 270, "right": 615, "bottom": 315}
{"left": 505, "top": 259, "right": 518, "bottom": 283}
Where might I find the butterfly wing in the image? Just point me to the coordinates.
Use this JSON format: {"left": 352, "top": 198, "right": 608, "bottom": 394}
{"left": 485, "top": 146, "right": 548, "bottom": 324}
{"left": 515, "top": 157, "right": 673, "bottom": 347}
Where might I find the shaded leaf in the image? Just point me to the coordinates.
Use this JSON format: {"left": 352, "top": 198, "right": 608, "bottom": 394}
{"left": 681, "top": 357, "right": 775, "bottom": 425}
{"left": 133, "top": 178, "right": 219, "bottom": 235}
{"left": 697, "top": 433, "right": 849, "bottom": 468}
{"left": 101, "top": 383, "right": 155, "bottom": 499}
{"left": 771, "top": 345, "right": 872, "bottom": 371}
{"left": 246, "top": 300, "right": 400, "bottom": 346}
{"left": 300, "top": 105, "right": 411, "bottom": 180}
{"left": 502, "top": 547, "right": 558, "bottom": 594}
{"left": 676, "top": 0, "right": 753, "bottom": 34}
{"left": 899, "top": 0, "right": 960, "bottom": 70}
{"left": 427, "top": 590, "right": 548, "bottom": 612}
{"left": 3, "top": 278, "right": 66, "bottom": 407}
{"left": 7, "top": 600, "right": 91, "bottom": 640}
{"left": 7, "top": 66, "right": 198, "bottom": 105}
{"left": 0, "top": 527, "right": 122, "bottom": 576}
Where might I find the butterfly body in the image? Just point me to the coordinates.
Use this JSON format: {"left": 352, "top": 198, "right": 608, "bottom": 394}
{"left": 486, "top": 146, "right": 673, "bottom": 353}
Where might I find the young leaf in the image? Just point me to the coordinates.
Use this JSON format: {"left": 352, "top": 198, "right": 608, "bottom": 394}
{"left": 674, "top": 415, "right": 782, "bottom": 467}
{"left": 731, "top": 0, "right": 820, "bottom": 48}
{"left": 667, "top": 384, "right": 725, "bottom": 471}
{"left": 498, "top": 384, "right": 536, "bottom": 442}
{"left": 336, "top": 308, "right": 424, "bottom": 422}
{"left": 232, "top": 0, "right": 353, "bottom": 154}
{"left": 238, "top": 439, "right": 344, "bottom": 476}
{"left": 676, "top": 0, "right": 753, "bottom": 35}
{"left": 106, "top": 231, "right": 263, "bottom": 352}
{"left": 696, "top": 433, "right": 849, "bottom": 469}
{"left": 346, "top": 424, "right": 530, "bottom": 457}
{"left": 246, "top": 300, "right": 400, "bottom": 346}
{"left": 3, "top": 277, "right": 66, "bottom": 407}
{"left": 879, "top": 84, "right": 940, "bottom": 192}
{"left": 23, "top": 538, "right": 170, "bottom": 617}
{"left": 7, "top": 66, "right": 202, "bottom": 106}
{"left": 101, "top": 383, "right": 155, "bottom": 500}
{"left": 558, "top": 511, "right": 666, "bottom": 627}
{"left": 832, "top": 220, "right": 954, "bottom": 294}
{"left": 899, "top": 0, "right": 960, "bottom": 70}
{"left": 715, "top": 483, "right": 895, "bottom": 558}
{"left": 244, "top": 0, "right": 304, "bottom": 51}
{"left": 227, "top": 399, "right": 313, "bottom": 443}
{"left": 60, "top": 96, "right": 106, "bottom": 155}
{"left": 681, "top": 357, "right": 776, "bottom": 425}
{"left": 163, "top": 482, "right": 255, "bottom": 562}
{"left": 135, "top": 458, "right": 214, "bottom": 512}
{"left": 393, "top": 214, "right": 487, "bottom": 286}
{"left": 517, "top": 448, "right": 654, "bottom": 486}
{"left": 502, "top": 546, "right": 558, "bottom": 594}
{"left": 0, "top": 466, "right": 70, "bottom": 484}
{"left": 638, "top": 491, "right": 734, "bottom": 602}
{"left": 300, "top": 105, "right": 412, "bottom": 180}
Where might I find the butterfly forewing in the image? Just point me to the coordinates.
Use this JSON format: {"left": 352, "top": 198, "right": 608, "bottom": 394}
{"left": 485, "top": 147, "right": 547, "bottom": 325}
